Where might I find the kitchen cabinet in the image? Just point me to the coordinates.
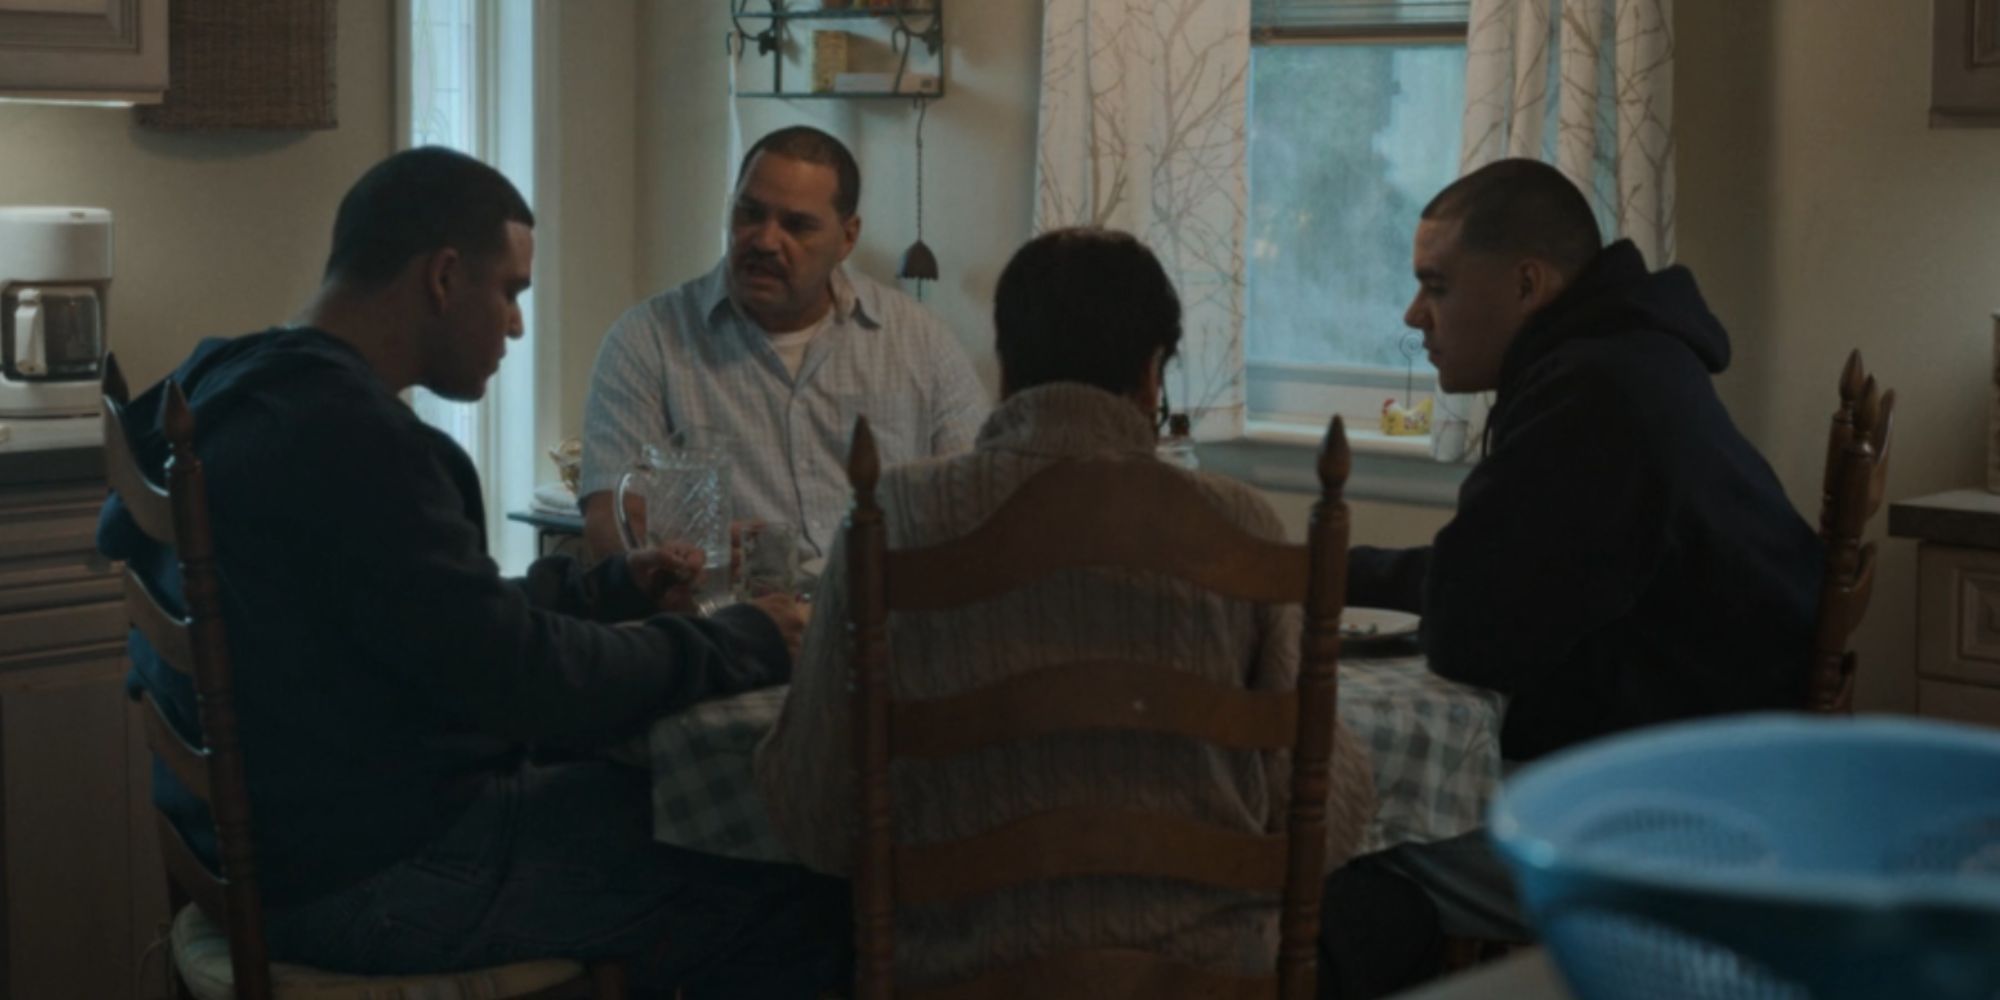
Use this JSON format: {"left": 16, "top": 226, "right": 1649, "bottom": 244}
{"left": 1934, "top": 0, "right": 2000, "bottom": 125}
{"left": 0, "top": 0, "right": 167, "bottom": 104}
{"left": 0, "top": 445, "right": 166, "bottom": 1000}
{"left": 1889, "top": 489, "right": 2000, "bottom": 727}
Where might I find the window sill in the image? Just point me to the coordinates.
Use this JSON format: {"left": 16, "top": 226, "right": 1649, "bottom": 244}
{"left": 1242, "top": 419, "right": 1436, "bottom": 458}
{"left": 1200, "top": 419, "right": 1467, "bottom": 507}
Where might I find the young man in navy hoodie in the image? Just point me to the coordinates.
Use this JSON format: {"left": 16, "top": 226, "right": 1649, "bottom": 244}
{"left": 100, "top": 147, "right": 843, "bottom": 996}
{"left": 1346, "top": 158, "right": 1821, "bottom": 941}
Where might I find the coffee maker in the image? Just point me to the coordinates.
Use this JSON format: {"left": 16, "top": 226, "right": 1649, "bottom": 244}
{"left": 0, "top": 207, "right": 113, "bottom": 421}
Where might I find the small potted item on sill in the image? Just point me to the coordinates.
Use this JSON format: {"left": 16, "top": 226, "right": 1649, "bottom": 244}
{"left": 1380, "top": 396, "right": 1433, "bottom": 436}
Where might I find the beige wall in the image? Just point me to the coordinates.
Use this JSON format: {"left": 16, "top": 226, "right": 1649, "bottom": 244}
{"left": 0, "top": 1, "right": 394, "bottom": 392}
{"left": 552, "top": 0, "right": 642, "bottom": 439}
{"left": 1678, "top": 0, "right": 2000, "bottom": 712}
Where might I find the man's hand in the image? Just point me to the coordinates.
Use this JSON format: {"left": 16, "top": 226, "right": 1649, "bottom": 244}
{"left": 747, "top": 591, "right": 809, "bottom": 662}
{"left": 627, "top": 541, "right": 705, "bottom": 615}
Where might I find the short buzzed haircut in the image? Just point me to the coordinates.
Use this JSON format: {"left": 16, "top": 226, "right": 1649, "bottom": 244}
{"left": 1422, "top": 158, "right": 1602, "bottom": 278}
{"left": 324, "top": 146, "right": 534, "bottom": 289}
{"left": 735, "top": 125, "right": 862, "bottom": 219}
{"left": 995, "top": 228, "right": 1181, "bottom": 398}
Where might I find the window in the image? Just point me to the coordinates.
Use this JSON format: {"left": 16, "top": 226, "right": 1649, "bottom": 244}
{"left": 399, "top": 0, "right": 551, "bottom": 573}
{"left": 1243, "top": 0, "right": 1467, "bottom": 439}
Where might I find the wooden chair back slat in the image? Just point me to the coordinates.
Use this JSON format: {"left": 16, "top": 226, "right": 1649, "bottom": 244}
{"left": 122, "top": 567, "right": 195, "bottom": 676}
{"left": 903, "top": 950, "right": 1274, "bottom": 1000}
{"left": 881, "top": 459, "right": 1308, "bottom": 611}
{"left": 894, "top": 808, "right": 1289, "bottom": 907}
{"left": 155, "top": 810, "right": 228, "bottom": 925}
{"left": 1809, "top": 352, "right": 1894, "bottom": 715}
{"left": 103, "top": 355, "right": 178, "bottom": 546}
{"left": 891, "top": 662, "right": 1298, "bottom": 758}
{"left": 103, "top": 356, "right": 275, "bottom": 1000}
{"left": 138, "top": 690, "right": 213, "bottom": 802}
{"left": 847, "top": 413, "right": 1353, "bottom": 1000}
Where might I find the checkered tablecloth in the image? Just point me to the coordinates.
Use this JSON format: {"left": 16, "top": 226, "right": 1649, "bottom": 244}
{"left": 643, "top": 650, "right": 1505, "bottom": 864}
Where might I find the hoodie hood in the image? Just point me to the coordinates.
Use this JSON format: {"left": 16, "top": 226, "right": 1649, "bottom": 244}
{"left": 1497, "top": 239, "right": 1731, "bottom": 395}
{"left": 97, "top": 327, "right": 372, "bottom": 563}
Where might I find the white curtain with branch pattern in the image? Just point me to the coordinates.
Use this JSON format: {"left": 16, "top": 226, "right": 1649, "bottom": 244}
{"left": 1433, "top": 0, "right": 1675, "bottom": 462}
{"left": 1034, "top": 0, "right": 1251, "bottom": 441}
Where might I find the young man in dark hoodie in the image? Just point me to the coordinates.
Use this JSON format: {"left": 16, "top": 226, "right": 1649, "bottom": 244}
{"left": 1344, "top": 158, "right": 1821, "bottom": 940}
{"left": 100, "top": 148, "right": 846, "bottom": 995}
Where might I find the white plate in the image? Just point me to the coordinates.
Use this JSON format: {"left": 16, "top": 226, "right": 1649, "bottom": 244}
{"left": 1341, "top": 606, "right": 1421, "bottom": 641}
{"left": 530, "top": 482, "right": 577, "bottom": 514}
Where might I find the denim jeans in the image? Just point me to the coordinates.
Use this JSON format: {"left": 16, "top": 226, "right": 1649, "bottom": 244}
{"left": 262, "top": 761, "right": 849, "bottom": 997}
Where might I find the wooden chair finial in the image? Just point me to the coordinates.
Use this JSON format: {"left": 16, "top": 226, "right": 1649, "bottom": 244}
{"left": 1317, "top": 414, "right": 1352, "bottom": 492}
{"left": 847, "top": 416, "right": 879, "bottom": 497}
{"left": 1872, "top": 388, "right": 1896, "bottom": 451}
{"left": 1839, "top": 349, "right": 1865, "bottom": 405}
{"left": 164, "top": 380, "right": 194, "bottom": 447}
{"left": 1854, "top": 376, "right": 1881, "bottom": 440}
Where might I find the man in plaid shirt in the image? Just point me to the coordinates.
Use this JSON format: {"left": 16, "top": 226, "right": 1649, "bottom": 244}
{"left": 581, "top": 126, "right": 989, "bottom": 566}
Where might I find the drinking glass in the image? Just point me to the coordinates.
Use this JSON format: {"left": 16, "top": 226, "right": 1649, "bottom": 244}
{"left": 738, "top": 522, "right": 802, "bottom": 599}
{"left": 615, "top": 428, "right": 734, "bottom": 614}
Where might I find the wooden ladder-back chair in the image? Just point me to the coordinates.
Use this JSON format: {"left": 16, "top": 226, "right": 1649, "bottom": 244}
{"left": 843, "top": 412, "right": 1354, "bottom": 1000}
{"left": 1809, "top": 349, "right": 1896, "bottom": 714}
{"left": 102, "top": 354, "right": 623, "bottom": 1000}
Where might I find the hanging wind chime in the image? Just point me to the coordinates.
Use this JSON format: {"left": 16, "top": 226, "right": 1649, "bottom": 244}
{"left": 898, "top": 97, "right": 939, "bottom": 299}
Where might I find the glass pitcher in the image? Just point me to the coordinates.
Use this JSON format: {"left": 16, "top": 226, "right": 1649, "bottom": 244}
{"left": 615, "top": 428, "right": 734, "bottom": 614}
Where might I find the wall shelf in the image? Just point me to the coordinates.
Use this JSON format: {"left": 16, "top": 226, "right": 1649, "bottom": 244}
{"left": 727, "top": 0, "right": 945, "bottom": 101}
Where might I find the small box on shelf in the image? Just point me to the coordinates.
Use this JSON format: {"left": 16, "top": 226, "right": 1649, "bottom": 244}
{"left": 811, "top": 30, "right": 849, "bottom": 93}
{"left": 833, "top": 71, "right": 940, "bottom": 96}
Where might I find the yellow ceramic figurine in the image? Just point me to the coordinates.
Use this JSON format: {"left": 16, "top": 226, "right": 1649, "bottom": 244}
{"left": 1381, "top": 396, "right": 1434, "bottom": 436}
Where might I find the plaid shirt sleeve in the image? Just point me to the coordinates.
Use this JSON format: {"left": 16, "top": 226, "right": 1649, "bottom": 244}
{"left": 580, "top": 305, "right": 669, "bottom": 499}
{"left": 926, "top": 324, "right": 989, "bottom": 456}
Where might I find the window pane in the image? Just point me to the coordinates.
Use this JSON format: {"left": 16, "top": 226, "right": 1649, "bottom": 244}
{"left": 1246, "top": 42, "right": 1464, "bottom": 371}
{"left": 406, "top": 0, "right": 484, "bottom": 471}
{"left": 410, "top": 0, "right": 477, "bottom": 150}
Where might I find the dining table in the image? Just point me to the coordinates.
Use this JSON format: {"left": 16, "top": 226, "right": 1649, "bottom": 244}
{"left": 636, "top": 637, "right": 1508, "bottom": 865}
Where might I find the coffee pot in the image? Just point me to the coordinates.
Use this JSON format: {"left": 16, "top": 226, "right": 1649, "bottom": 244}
{"left": 0, "top": 207, "right": 113, "bottom": 419}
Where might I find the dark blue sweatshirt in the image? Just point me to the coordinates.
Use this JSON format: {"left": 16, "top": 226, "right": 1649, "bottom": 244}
{"left": 1350, "top": 241, "right": 1822, "bottom": 760}
{"left": 99, "top": 327, "right": 789, "bottom": 907}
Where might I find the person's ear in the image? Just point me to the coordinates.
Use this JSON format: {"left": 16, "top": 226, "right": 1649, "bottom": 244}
{"left": 838, "top": 213, "right": 861, "bottom": 261}
{"left": 1132, "top": 347, "right": 1166, "bottom": 417}
{"left": 1518, "top": 258, "right": 1566, "bottom": 313}
{"left": 422, "top": 247, "right": 460, "bottom": 313}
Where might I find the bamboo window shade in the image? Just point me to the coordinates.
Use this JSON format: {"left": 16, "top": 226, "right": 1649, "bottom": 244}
{"left": 138, "top": 0, "right": 337, "bottom": 131}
